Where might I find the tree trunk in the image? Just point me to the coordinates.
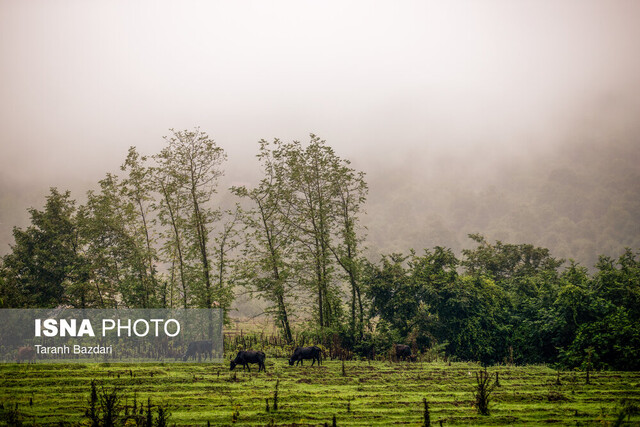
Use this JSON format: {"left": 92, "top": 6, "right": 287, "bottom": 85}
{"left": 136, "top": 198, "right": 158, "bottom": 305}
{"left": 159, "top": 180, "right": 188, "bottom": 308}
{"left": 191, "top": 190, "right": 212, "bottom": 308}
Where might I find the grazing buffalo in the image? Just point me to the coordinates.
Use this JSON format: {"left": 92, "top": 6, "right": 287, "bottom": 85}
{"left": 182, "top": 340, "right": 213, "bottom": 361}
{"left": 230, "top": 350, "right": 266, "bottom": 372}
{"left": 289, "top": 346, "right": 323, "bottom": 366}
{"left": 17, "top": 346, "right": 36, "bottom": 364}
{"left": 395, "top": 344, "right": 416, "bottom": 362}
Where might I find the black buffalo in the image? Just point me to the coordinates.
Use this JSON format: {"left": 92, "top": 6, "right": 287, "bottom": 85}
{"left": 289, "top": 346, "right": 323, "bottom": 366}
{"left": 230, "top": 350, "right": 266, "bottom": 372}
{"left": 395, "top": 344, "right": 416, "bottom": 362}
{"left": 182, "top": 340, "right": 213, "bottom": 361}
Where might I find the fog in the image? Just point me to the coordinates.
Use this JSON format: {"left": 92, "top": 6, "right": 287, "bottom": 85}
{"left": 1, "top": 0, "right": 640, "bottom": 266}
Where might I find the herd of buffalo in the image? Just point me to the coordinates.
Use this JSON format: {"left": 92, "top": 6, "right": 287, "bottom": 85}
{"left": 226, "top": 344, "right": 415, "bottom": 372}
{"left": 175, "top": 345, "right": 325, "bottom": 372}
{"left": 225, "top": 346, "right": 324, "bottom": 372}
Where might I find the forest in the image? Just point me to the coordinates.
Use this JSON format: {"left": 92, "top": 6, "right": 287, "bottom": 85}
{"left": 0, "top": 130, "right": 638, "bottom": 371}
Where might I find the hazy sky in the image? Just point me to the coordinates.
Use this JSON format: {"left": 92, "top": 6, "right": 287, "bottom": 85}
{"left": 1, "top": 0, "right": 640, "bottom": 191}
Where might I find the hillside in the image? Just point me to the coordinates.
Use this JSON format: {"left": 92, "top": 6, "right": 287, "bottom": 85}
{"left": 364, "top": 135, "right": 640, "bottom": 268}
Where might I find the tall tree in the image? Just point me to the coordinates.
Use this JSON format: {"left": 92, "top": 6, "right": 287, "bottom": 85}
{"left": 278, "top": 137, "right": 338, "bottom": 329}
{"left": 328, "top": 155, "right": 368, "bottom": 339}
{"left": 120, "top": 147, "right": 160, "bottom": 307}
{"left": 153, "top": 153, "right": 191, "bottom": 308}
{"left": 158, "top": 128, "right": 227, "bottom": 309}
{"left": 232, "top": 139, "right": 299, "bottom": 342}
{"left": 255, "top": 135, "right": 369, "bottom": 333}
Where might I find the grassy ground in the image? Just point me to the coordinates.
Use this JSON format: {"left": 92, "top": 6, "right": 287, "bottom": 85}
{"left": 1, "top": 359, "right": 639, "bottom": 426}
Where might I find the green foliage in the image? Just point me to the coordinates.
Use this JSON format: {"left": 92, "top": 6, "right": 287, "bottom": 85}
{"left": 436, "top": 275, "right": 509, "bottom": 364}
{"left": 561, "top": 309, "right": 640, "bottom": 370}
{"left": 0, "top": 188, "right": 81, "bottom": 308}
{"left": 0, "top": 401, "right": 22, "bottom": 426}
{"left": 79, "top": 173, "right": 160, "bottom": 308}
{"left": 231, "top": 139, "right": 300, "bottom": 342}
{"left": 462, "top": 233, "right": 564, "bottom": 282}
{"left": 231, "top": 403, "right": 240, "bottom": 424}
{"left": 157, "top": 128, "right": 228, "bottom": 310}
{"left": 557, "top": 249, "right": 640, "bottom": 370}
{"left": 614, "top": 399, "right": 640, "bottom": 426}
{"left": 97, "top": 384, "right": 122, "bottom": 427}
{"left": 156, "top": 403, "right": 171, "bottom": 427}
{"left": 363, "top": 236, "right": 640, "bottom": 370}
{"left": 233, "top": 136, "right": 367, "bottom": 340}
{"left": 363, "top": 246, "right": 509, "bottom": 364}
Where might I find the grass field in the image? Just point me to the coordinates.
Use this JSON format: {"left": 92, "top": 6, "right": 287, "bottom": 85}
{"left": 1, "top": 359, "right": 639, "bottom": 426}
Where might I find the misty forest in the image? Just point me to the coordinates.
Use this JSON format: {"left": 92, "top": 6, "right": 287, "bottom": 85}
{"left": 3, "top": 1, "right": 640, "bottom": 424}
{"left": 1, "top": 129, "right": 638, "bottom": 372}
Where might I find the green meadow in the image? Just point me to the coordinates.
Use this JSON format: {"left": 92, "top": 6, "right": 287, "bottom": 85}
{"left": 1, "top": 360, "right": 639, "bottom": 426}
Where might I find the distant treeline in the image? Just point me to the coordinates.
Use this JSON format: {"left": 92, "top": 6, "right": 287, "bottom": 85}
{"left": 0, "top": 129, "right": 638, "bottom": 370}
{"left": 361, "top": 236, "right": 639, "bottom": 370}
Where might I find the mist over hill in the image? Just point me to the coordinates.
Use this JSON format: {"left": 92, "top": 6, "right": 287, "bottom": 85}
{"left": 364, "top": 119, "right": 640, "bottom": 269}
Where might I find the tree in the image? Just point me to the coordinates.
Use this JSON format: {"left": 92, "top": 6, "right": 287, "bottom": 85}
{"left": 233, "top": 136, "right": 368, "bottom": 338}
{"left": 158, "top": 128, "right": 227, "bottom": 309}
{"left": 120, "top": 147, "right": 161, "bottom": 307}
{"left": 281, "top": 136, "right": 341, "bottom": 329}
{"left": 210, "top": 207, "right": 242, "bottom": 315}
{"left": 364, "top": 248, "right": 509, "bottom": 363}
{"left": 232, "top": 139, "right": 299, "bottom": 342}
{"left": 277, "top": 135, "right": 370, "bottom": 331}
{"left": 462, "top": 233, "right": 563, "bottom": 283}
{"left": 153, "top": 150, "right": 192, "bottom": 308}
{"left": 559, "top": 249, "right": 640, "bottom": 370}
{"left": 327, "top": 154, "right": 368, "bottom": 340}
{"left": 363, "top": 249, "right": 456, "bottom": 350}
{"left": 78, "top": 174, "right": 152, "bottom": 308}
{"left": 549, "top": 261, "right": 593, "bottom": 353}
{"left": 438, "top": 275, "right": 509, "bottom": 364}
{"left": 363, "top": 252, "right": 415, "bottom": 339}
{"left": 462, "top": 234, "right": 567, "bottom": 363}
{"left": 594, "top": 249, "right": 640, "bottom": 317}
{"left": 0, "top": 188, "right": 81, "bottom": 307}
